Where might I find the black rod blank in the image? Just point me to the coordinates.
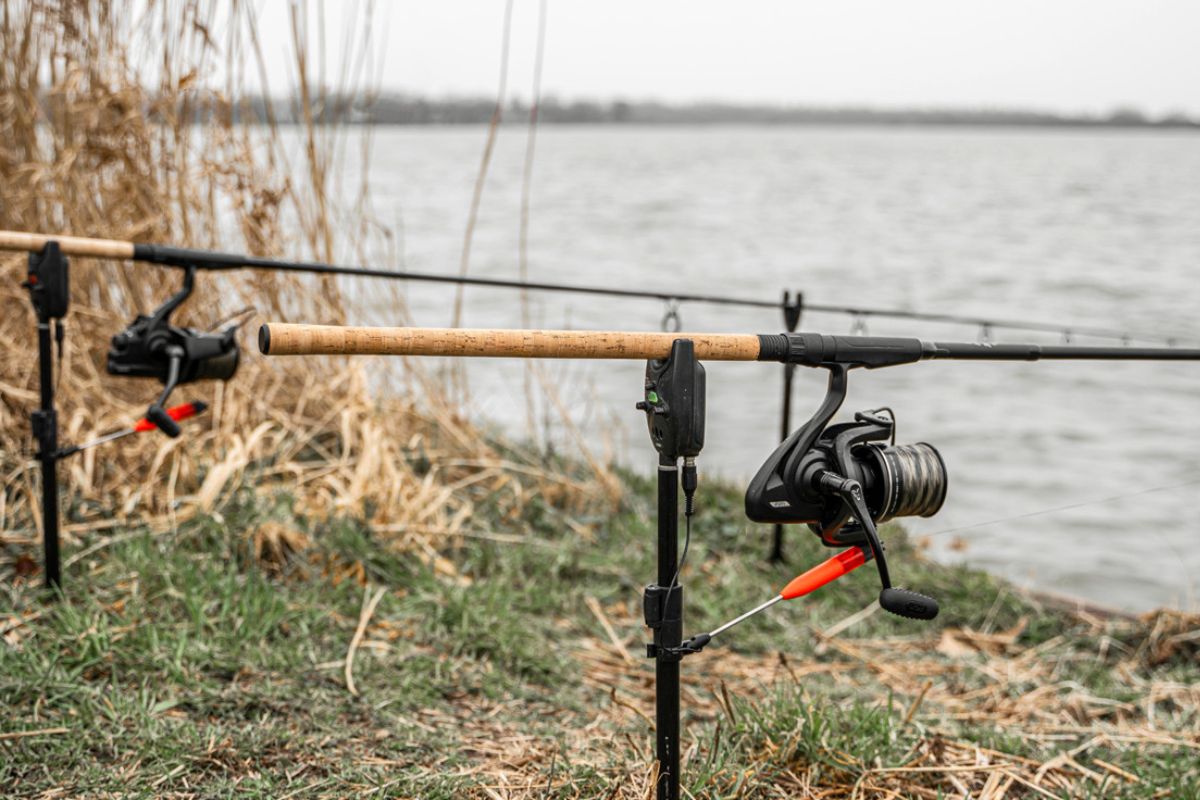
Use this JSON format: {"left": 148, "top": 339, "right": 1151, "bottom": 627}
{"left": 133, "top": 244, "right": 775, "bottom": 308}
{"left": 755, "top": 333, "right": 1200, "bottom": 367}
{"left": 128, "top": 243, "right": 1193, "bottom": 347}
{"left": 927, "top": 342, "right": 1200, "bottom": 361}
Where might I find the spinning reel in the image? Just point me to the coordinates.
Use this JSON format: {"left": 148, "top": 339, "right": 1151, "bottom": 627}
{"left": 107, "top": 266, "right": 240, "bottom": 437}
{"left": 678, "top": 363, "right": 945, "bottom": 656}
{"left": 746, "top": 364, "right": 945, "bottom": 620}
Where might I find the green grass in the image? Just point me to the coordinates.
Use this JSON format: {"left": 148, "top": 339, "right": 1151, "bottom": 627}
{"left": 1, "top": 472, "right": 1196, "bottom": 798}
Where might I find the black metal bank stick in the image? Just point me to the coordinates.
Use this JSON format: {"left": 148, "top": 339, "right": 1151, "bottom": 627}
{"left": 24, "top": 243, "right": 70, "bottom": 590}
{"left": 638, "top": 339, "right": 706, "bottom": 800}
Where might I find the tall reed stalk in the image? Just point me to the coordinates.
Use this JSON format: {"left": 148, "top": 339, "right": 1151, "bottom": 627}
{"left": 0, "top": 0, "right": 615, "bottom": 576}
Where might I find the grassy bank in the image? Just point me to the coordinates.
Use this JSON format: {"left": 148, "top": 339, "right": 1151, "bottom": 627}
{"left": 2, "top": 471, "right": 1197, "bottom": 799}
{"left": 5, "top": 6, "right": 1195, "bottom": 798}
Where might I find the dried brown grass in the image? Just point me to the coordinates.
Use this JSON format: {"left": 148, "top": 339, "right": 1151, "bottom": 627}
{"left": 437, "top": 609, "right": 1200, "bottom": 799}
{"left": 0, "top": 0, "right": 616, "bottom": 569}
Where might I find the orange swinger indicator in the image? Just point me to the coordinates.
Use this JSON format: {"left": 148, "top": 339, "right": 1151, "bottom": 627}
{"left": 131, "top": 401, "right": 207, "bottom": 432}
{"left": 57, "top": 401, "right": 209, "bottom": 458}
{"left": 779, "top": 546, "right": 869, "bottom": 600}
{"left": 678, "top": 545, "right": 871, "bottom": 653}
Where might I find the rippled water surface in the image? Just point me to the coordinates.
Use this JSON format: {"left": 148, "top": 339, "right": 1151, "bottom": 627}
{"left": 337, "top": 125, "right": 1200, "bottom": 612}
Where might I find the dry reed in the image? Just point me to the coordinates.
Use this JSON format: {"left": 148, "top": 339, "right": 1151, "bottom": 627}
{"left": 0, "top": 0, "right": 616, "bottom": 575}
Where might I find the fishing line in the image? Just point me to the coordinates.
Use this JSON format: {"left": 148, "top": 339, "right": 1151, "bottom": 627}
{"left": 920, "top": 478, "right": 1200, "bottom": 539}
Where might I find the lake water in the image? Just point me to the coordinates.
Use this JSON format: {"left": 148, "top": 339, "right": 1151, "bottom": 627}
{"left": 335, "top": 125, "right": 1200, "bottom": 612}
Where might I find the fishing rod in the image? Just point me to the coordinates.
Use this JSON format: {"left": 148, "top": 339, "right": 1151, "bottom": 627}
{"left": 0, "top": 230, "right": 776, "bottom": 309}
{"left": 8, "top": 230, "right": 1196, "bottom": 575}
{"left": 257, "top": 322, "right": 1200, "bottom": 800}
{"left": 1, "top": 230, "right": 1192, "bottom": 345}
{"left": 257, "top": 323, "right": 1200, "bottom": 363}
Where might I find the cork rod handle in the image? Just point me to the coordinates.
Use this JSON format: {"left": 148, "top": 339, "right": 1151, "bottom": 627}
{"left": 0, "top": 230, "right": 135, "bottom": 259}
{"left": 259, "top": 323, "right": 763, "bottom": 362}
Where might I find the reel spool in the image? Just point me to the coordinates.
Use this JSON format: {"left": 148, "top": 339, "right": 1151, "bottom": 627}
{"left": 860, "top": 440, "right": 947, "bottom": 524}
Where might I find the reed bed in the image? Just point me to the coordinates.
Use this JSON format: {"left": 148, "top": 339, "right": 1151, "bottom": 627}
{"left": 0, "top": 0, "right": 617, "bottom": 577}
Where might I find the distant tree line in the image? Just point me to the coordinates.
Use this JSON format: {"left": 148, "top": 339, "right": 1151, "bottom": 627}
{"left": 200, "top": 94, "right": 1200, "bottom": 129}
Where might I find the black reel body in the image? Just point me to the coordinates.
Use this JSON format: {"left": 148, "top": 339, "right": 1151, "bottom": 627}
{"left": 767, "top": 417, "right": 946, "bottom": 547}
{"left": 745, "top": 365, "right": 946, "bottom": 620}
{"left": 108, "top": 318, "right": 238, "bottom": 384}
{"left": 107, "top": 266, "right": 239, "bottom": 436}
{"left": 746, "top": 366, "right": 946, "bottom": 544}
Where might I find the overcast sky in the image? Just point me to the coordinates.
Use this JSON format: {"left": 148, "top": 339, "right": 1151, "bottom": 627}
{"left": 250, "top": 1, "right": 1200, "bottom": 114}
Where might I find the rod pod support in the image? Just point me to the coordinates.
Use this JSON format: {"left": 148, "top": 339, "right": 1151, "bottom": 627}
{"left": 638, "top": 338, "right": 705, "bottom": 800}
{"left": 24, "top": 242, "right": 69, "bottom": 591}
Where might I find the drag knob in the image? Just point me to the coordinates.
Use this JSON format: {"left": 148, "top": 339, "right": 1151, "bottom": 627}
{"left": 879, "top": 588, "right": 939, "bottom": 620}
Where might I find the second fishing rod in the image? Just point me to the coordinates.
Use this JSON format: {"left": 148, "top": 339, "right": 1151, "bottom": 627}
{"left": 1, "top": 229, "right": 1193, "bottom": 345}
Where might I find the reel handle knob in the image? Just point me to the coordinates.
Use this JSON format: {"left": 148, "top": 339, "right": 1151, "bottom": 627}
{"left": 879, "top": 587, "right": 939, "bottom": 620}
{"left": 146, "top": 404, "right": 182, "bottom": 438}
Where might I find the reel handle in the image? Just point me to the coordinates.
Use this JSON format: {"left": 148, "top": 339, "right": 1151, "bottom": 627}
{"left": 879, "top": 587, "right": 939, "bottom": 620}
{"left": 146, "top": 345, "right": 185, "bottom": 437}
{"left": 132, "top": 400, "right": 207, "bottom": 433}
{"left": 145, "top": 405, "right": 182, "bottom": 438}
{"left": 817, "top": 471, "right": 940, "bottom": 621}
